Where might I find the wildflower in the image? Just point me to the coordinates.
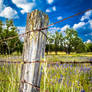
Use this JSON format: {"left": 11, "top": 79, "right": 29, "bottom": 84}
{"left": 47, "top": 64, "right": 50, "bottom": 67}
{"left": 80, "top": 65, "right": 83, "bottom": 71}
{"left": 63, "top": 63, "right": 66, "bottom": 67}
{"left": 70, "top": 64, "right": 72, "bottom": 67}
{"left": 41, "top": 66, "right": 43, "bottom": 70}
{"left": 90, "top": 58, "right": 92, "bottom": 61}
{"left": 67, "top": 80, "right": 69, "bottom": 85}
{"left": 81, "top": 89, "right": 85, "bottom": 92}
{"left": 60, "top": 64, "right": 62, "bottom": 66}
{"left": 56, "top": 63, "right": 59, "bottom": 67}
{"left": 58, "top": 79, "right": 62, "bottom": 83}
{"left": 84, "top": 68, "right": 88, "bottom": 72}
{"left": 60, "top": 74, "right": 63, "bottom": 78}
{"left": 88, "top": 68, "right": 90, "bottom": 71}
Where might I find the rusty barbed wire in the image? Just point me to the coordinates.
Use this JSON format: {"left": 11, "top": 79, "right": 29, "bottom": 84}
{"left": 0, "top": 79, "right": 40, "bottom": 91}
{"left": 0, "top": 79, "right": 49, "bottom": 92}
{"left": 0, "top": 9, "right": 92, "bottom": 92}
{"left": 0, "top": 60, "right": 91, "bottom": 64}
{"left": 47, "top": 9, "right": 91, "bottom": 27}
{"left": 22, "top": 80, "right": 49, "bottom": 92}
{"left": 0, "top": 29, "right": 48, "bottom": 43}
{"left": 0, "top": 9, "right": 91, "bottom": 43}
{"left": 0, "top": 79, "right": 9, "bottom": 82}
{"left": 21, "top": 79, "right": 40, "bottom": 91}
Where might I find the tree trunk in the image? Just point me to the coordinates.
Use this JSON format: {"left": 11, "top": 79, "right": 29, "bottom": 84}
{"left": 55, "top": 51, "right": 57, "bottom": 55}
{"left": 19, "top": 10, "right": 49, "bottom": 92}
{"left": 66, "top": 51, "right": 70, "bottom": 54}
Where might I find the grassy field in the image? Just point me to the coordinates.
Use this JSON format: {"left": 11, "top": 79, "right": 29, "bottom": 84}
{"left": 40, "top": 63, "right": 92, "bottom": 92}
{"left": 0, "top": 63, "right": 21, "bottom": 92}
{"left": 45, "top": 52, "right": 92, "bottom": 62}
{"left": 0, "top": 52, "right": 92, "bottom": 62}
{"left": 0, "top": 52, "right": 92, "bottom": 92}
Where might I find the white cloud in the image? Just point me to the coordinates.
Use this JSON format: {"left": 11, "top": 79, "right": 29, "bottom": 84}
{"left": 17, "top": 26, "right": 25, "bottom": 41}
{"left": 21, "top": 10, "right": 26, "bottom": 14}
{"left": 0, "top": 7, "right": 18, "bottom": 19}
{"left": 49, "top": 27, "right": 61, "bottom": 30}
{"left": 12, "top": 0, "right": 35, "bottom": 14}
{"left": 73, "top": 22, "right": 86, "bottom": 29}
{"left": 81, "top": 10, "right": 92, "bottom": 21}
{"left": 60, "top": 25, "right": 70, "bottom": 37}
{"left": 86, "top": 39, "right": 92, "bottom": 43}
{"left": 0, "top": 0, "right": 18, "bottom": 19}
{"left": 61, "top": 24, "right": 70, "bottom": 31}
{"left": 49, "top": 26, "right": 70, "bottom": 37}
{"left": 88, "top": 20, "right": 92, "bottom": 29}
{"left": 46, "top": 6, "right": 56, "bottom": 13}
{"left": 52, "top": 6, "right": 56, "bottom": 11}
{"left": 17, "top": 26, "right": 25, "bottom": 34}
{"left": 57, "top": 16, "right": 62, "bottom": 20}
{"left": 48, "top": 27, "right": 61, "bottom": 34}
{"left": 46, "top": 9, "right": 51, "bottom": 13}
{"left": 0, "top": 0, "right": 5, "bottom": 12}
{"left": 0, "top": 0, "right": 3, "bottom": 5}
{"left": 47, "top": 0, "right": 54, "bottom": 4}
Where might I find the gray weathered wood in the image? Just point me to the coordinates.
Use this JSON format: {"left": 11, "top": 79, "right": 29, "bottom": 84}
{"left": 19, "top": 9, "right": 49, "bottom": 92}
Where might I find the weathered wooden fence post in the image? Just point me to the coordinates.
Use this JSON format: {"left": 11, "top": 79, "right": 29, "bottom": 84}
{"left": 19, "top": 9, "right": 49, "bottom": 92}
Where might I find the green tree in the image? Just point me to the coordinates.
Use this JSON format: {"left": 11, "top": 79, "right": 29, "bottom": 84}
{"left": 74, "top": 38, "right": 86, "bottom": 53}
{"left": 0, "top": 19, "right": 23, "bottom": 54}
{"left": 0, "top": 20, "right": 4, "bottom": 54}
{"left": 51, "top": 31, "right": 63, "bottom": 55}
{"left": 0, "top": 20, "right": 3, "bottom": 38}
{"left": 46, "top": 32, "right": 54, "bottom": 54}
{"left": 59, "top": 32, "right": 64, "bottom": 51}
{"left": 64, "top": 28, "right": 86, "bottom": 54}
{"left": 53, "top": 31, "right": 60, "bottom": 55}
{"left": 85, "top": 42, "right": 92, "bottom": 52}
{"left": 46, "top": 31, "right": 64, "bottom": 55}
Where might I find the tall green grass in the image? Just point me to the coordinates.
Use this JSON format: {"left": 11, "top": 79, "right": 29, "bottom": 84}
{"left": 0, "top": 53, "right": 92, "bottom": 92}
{"left": 40, "top": 63, "right": 92, "bottom": 92}
{"left": 0, "top": 63, "right": 21, "bottom": 92}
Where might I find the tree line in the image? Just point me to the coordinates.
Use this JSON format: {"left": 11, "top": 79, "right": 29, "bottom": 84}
{"left": 0, "top": 19, "right": 92, "bottom": 55}
{"left": 46, "top": 28, "right": 92, "bottom": 54}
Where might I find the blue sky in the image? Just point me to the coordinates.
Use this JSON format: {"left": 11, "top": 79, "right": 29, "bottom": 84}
{"left": 0, "top": 0, "right": 92, "bottom": 42}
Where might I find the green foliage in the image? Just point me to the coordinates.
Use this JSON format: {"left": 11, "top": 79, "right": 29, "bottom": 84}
{"left": 46, "top": 28, "right": 87, "bottom": 54}
{"left": 54, "top": 31, "right": 63, "bottom": 54}
{"left": 46, "top": 31, "right": 64, "bottom": 55}
{"left": 0, "top": 20, "right": 3, "bottom": 40}
{"left": 0, "top": 19, "right": 23, "bottom": 54}
{"left": 85, "top": 43, "right": 92, "bottom": 52}
{"left": 64, "top": 28, "right": 86, "bottom": 54}
{"left": 0, "top": 64, "right": 21, "bottom": 92}
{"left": 79, "top": 69, "right": 92, "bottom": 92}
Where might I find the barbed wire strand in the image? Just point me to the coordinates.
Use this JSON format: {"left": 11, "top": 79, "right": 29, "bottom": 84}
{"left": 0, "top": 79, "right": 49, "bottom": 92}
{"left": 47, "top": 9, "right": 91, "bottom": 27}
{"left": 0, "top": 9, "right": 92, "bottom": 92}
{"left": 0, "top": 60, "right": 91, "bottom": 64}
{"left": 0, "top": 9, "right": 91, "bottom": 43}
{"left": 21, "top": 80, "right": 40, "bottom": 91}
